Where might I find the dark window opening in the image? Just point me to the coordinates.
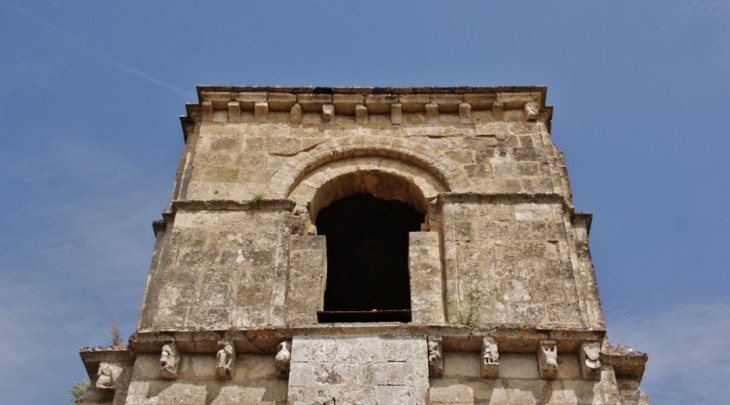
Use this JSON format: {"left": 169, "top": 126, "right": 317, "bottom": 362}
{"left": 316, "top": 193, "right": 424, "bottom": 323}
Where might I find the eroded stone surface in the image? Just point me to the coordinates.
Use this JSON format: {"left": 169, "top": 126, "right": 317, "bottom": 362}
{"left": 77, "top": 86, "right": 649, "bottom": 405}
{"left": 289, "top": 335, "right": 429, "bottom": 405}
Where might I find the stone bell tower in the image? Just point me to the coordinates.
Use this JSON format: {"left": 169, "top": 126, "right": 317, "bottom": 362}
{"left": 78, "top": 85, "right": 650, "bottom": 405}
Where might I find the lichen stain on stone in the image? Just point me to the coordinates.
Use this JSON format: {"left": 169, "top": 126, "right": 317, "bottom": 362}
{"left": 315, "top": 364, "right": 344, "bottom": 385}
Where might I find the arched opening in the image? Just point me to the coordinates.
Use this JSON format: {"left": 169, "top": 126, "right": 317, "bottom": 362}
{"left": 316, "top": 192, "right": 425, "bottom": 323}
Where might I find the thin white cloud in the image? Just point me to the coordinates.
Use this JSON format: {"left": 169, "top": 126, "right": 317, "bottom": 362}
{"left": 0, "top": 58, "right": 60, "bottom": 93}
{"left": 654, "top": 0, "right": 730, "bottom": 35}
{"left": 0, "top": 1, "right": 195, "bottom": 98}
{"left": 0, "top": 137, "right": 167, "bottom": 403}
{"left": 608, "top": 299, "right": 730, "bottom": 404}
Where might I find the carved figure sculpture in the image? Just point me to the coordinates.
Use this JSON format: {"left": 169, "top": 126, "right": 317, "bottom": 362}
{"left": 525, "top": 101, "right": 539, "bottom": 121}
{"left": 481, "top": 337, "right": 500, "bottom": 378}
{"left": 483, "top": 337, "right": 499, "bottom": 364}
{"left": 322, "top": 104, "right": 334, "bottom": 122}
{"left": 580, "top": 341, "right": 602, "bottom": 380}
{"left": 216, "top": 344, "right": 235, "bottom": 380}
{"left": 427, "top": 336, "right": 443, "bottom": 377}
{"left": 538, "top": 340, "right": 558, "bottom": 379}
{"left": 96, "top": 362, "right": 117, "bottom": 390}
{"left": 159, "top": 342, "right": 180, "bottom": 380}
{"left": 275, "top": 341, "right": 292, "bottom": 379}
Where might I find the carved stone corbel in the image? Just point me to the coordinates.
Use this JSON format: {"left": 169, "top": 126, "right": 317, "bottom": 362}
{"left": 459, "top": 103, "right": 471, "bottom": 123}
{"left": 492, "top": 101, "right": 504, "bottom": 120}
{"left": 391, "top": 103, "right": 402, "bottom": 125}
{"left": 275, "top": 341, "right": 292, "bottom": 379}
{"left": 524, "top": 101, "right": 539, "bottom": 121}
{"left": 216, "top": 341, "right": 236, "bottom": 380}
{"left": 355, "top": 104, "right": 367, "bottom": 124}
{"left": 427, "top": 336, "right": 443, "bottom": 377}
{"left": 322, "top": 104, "right": 334, "bottom": 123}
{"left": 425, "top": 103, "right": 438, "bottom": 122}
{"left": 580, "top": 341, "right": 602, "bottom": 380}
{"left": 290, "top": 103, "right": 302, "bottom": 124}
{"left": 481, "top": 337, "right": 500, "bottom": 378}
{"left": 159, "top": 342, "right": 180, "bottom": 380}
{"left": 96, "top": 362, "right": 123, "bottom": 390}
{"left": 538, "top": 340, "right": 558, "bottom": 379}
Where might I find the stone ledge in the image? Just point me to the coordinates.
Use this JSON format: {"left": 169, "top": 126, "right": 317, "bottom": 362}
{"left": 602, "top": 343, "right": 648, "bottom": 382}
{"left": 79, "top": 346, "right": 135, "bottom": 380}
{"left": 172, "top": 199, "right": 296, "bottom": 212}
{"left": 196, "top": 85, "right": 547, "bottom": 99}
{"left": 129, "top": 324, "right": 605, "bottom": 355}
{"left": 438, "top": 192, "right": 565, "bottom": 204}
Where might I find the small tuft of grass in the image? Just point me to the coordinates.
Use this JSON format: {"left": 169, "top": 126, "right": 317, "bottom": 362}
{"left": 454, "top": 291, "right": 480, "bottom": 328}
{"left": 110, "top": 319, "right": 122, "bottom": 346}
{"left": 253, "top": 193, "right": 264, "bottom": 208}
{"left": 68, "top": 378, "right": 90, "bottom": 403}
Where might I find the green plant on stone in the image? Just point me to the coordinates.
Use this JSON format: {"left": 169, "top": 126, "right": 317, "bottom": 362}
{"left": 454, "top": 291, "right": 480, "bottom": 328}
{"left": 68, "top": 378, "right": 90, "bottom": 403}
{"left": 253, "top": 193, "right": 264, "bottom": 208}
{"left": 110, "top": 319, "right": 122, "bottom": 346}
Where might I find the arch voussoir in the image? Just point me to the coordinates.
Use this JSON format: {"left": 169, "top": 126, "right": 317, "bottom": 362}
{"left": 268, "top": 136, "right": 469, "bottom": 199}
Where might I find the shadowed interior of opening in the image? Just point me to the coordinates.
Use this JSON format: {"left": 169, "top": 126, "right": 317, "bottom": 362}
{"left": 316, "top": 192, "right": 424, "bottom": 323}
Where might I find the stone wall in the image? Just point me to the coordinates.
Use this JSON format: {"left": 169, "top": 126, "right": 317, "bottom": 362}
{"left": 409, "top": 231, "right": 446, "bottom": 323}
{"left": 286, "top": 235, "right": 327, "bottom": 326}
{"left": 141, "top": 208, "right": 291, "bottom": 331}
{"left": 124, "top": 354, "right": 287, "bottom": 405}
{"left": 182, "top": 120, "right": 563, "bottom": 202}
{"left": 288, "top": 335, "right": 429, "bottom": 405}
{"left": 441, "top": 198, "right": 591, "bottom": 328}
{"left": 135, "top": 87, "right": 606, "bottom": 331}
{"left": 430, "top": 351, "right": 631, "bottom": 405}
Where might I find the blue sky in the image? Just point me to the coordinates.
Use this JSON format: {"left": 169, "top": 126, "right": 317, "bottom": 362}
{"left": 1, "top": 1, "right": 728, "bottom": 404}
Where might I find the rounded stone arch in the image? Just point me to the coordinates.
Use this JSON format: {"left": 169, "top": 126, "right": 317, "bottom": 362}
{"left": 289, "top": 157, "right": 447, "bottom": 222}
{"left": 267, "top": 136, "right": 469, "bottom": 201}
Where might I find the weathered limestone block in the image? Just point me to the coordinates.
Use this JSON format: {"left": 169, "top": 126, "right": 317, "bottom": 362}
{"left": 298, "top": 94, "right": 332, "bottom": 112}
{"left": 538, "top": 340, "right": 558, "bottom": 379}
{"left": 580, "top": 341, "right": 602, "bottom": 380}
{"left": 408, "top": 232, "right": 445, "bottom": 323}
{"left": 289, "top": 335, "right": 429, "bottom": 405}
{"left": 236, "top": 92, "right": 268, "bottom": 109}
{"left": 333, "top": 94, "right": 363, "bottom": 114}
{"left": 268, "top": 92, "right": 297, "bottom": 111}
{"left": 428, "top": 336, "right": 444, "bottom": 377}
{"left": 216, "top": 342, "right": 236, "bottom": 380}
{"left": 364, "top": 94, "right": 398, "bottom": 113}
{"left": 431, "top": 94, "right": 463, "bottom": 113}
{"left": 275, "top": 340, "right": 291, "bottom": 379}
{"left": 159, "top": 342, "right": 180, "bottom": 380}
{"left": 400, "top": 94, "right": 430, "bottom": 112}
{"left": 481, "top": 336, "right": 499, "bottom": 378}
{"left": 287, "top": 235, "right": 327, "bottom": 325}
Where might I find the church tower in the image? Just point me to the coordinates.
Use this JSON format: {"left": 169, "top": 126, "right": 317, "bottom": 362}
{"left": 78, "top": 86, "right": 650, "bottom": 405}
